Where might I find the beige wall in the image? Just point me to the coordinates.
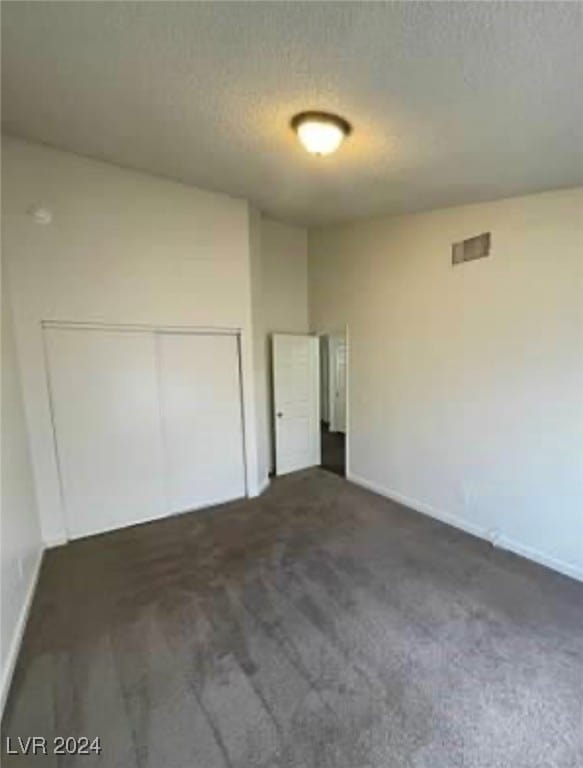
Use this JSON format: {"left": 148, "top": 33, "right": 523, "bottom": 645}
{"left": 262, "top": 218, "right": 309, "bottom": 334}
{"left": 260, "top": 217, "right": 309, "bottom": 471}
{"left": 2, "top": 136, "right": 265, "bottom": 545}
{"left": 1, "top": 271, "right": 42, "bottom": 710}
{"left": 309, "top": 187, "right": 583, "bottom": 580}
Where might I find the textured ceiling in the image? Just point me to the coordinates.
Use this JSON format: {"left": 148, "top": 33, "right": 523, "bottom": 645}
{"left": 2, "top": 1, "right": 582, "bottom": 225}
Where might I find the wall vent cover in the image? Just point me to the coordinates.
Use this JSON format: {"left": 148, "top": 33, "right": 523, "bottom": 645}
{"left": 452, "top": 232, "right": 491, "bottom": 265}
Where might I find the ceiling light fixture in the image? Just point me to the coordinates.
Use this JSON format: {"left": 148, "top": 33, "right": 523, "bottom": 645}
{"left": 291, "top": 111, "right": 352, "bottom": 156}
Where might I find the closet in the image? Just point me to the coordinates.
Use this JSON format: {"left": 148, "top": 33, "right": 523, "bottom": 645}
{"left": 44, "top": 325, "right": 246, "bottom": 539}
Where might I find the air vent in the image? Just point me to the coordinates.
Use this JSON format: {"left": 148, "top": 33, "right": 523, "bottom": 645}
{"left": 452, "top": 232, "right": 491, "bottom": 266}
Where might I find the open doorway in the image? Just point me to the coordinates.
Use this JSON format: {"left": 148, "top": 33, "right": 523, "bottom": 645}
{"left": 319, "top": 331, "right": 347, "bottom": 477}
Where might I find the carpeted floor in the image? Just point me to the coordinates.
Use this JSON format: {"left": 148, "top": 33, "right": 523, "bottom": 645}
{"left": 3, "top": 469, "right": 582, "bottom": 767}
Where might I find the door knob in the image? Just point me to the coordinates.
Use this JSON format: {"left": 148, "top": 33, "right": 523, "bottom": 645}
{"left": 277, "top": 412, "right": 283, "bottom": 418}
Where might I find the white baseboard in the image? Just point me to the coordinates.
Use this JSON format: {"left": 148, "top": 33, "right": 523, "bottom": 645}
{"left": 348, "top": 472, "right": 583, "bottom": 584}
{"left": 248, "top": 475, "right": 270, "bottom": 498}
{"left": 348, "top": 472, "right": 489, "bottom": 540}
{"left": 496, "top": 535, "right": 583, "bottom": 583}
{"left": 1, "top": 548, "right": 44, "bottom": 716}
{"left": 45, "top": 535, "right": 67, "bottom": 549}
{"left": 257, "top": 476, "right": 271, "bottom": 495}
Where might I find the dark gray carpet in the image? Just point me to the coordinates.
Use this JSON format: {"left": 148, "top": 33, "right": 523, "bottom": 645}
{"left": 3, "top": 469, "right": 582, "bottom": 767}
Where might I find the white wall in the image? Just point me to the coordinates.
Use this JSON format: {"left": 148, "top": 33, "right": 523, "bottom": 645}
{"left": 261, "top": 218, "right": 309, "bottom": 335}
{"left": 1, "top": 270, "right": 43, "bottom": 711}
{"left": 260, "top": 217, "right": 309, "bottom": 471}
{"left": 309, "top": 187, "right": 583, "bottom": 581}
{"left": 2, "top": 136, "right": 265, "bottom": 545}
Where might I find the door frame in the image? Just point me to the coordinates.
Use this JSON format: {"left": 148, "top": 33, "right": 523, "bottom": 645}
{"left": 317, "top": 326, "right": 350, "bottom": 475}
{"left": 327, "top": 332, "right": 347, "bottom": 433}
{"left": 42, "top": 320, "right": 250, "bottom": 541}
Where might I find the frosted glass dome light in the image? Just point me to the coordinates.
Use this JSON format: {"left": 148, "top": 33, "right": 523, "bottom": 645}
{"left": 291, "top": 112, "right": 352, "bottom": 156}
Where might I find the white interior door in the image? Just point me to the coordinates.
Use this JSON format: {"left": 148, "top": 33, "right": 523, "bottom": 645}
{"left": 273, "top": 334, "right": 320, "bottom": 476}
{"left": 157, "top": 332, "right": 246, "bottom": 512}
{"left": 45, "top": 327, "right": 166, "bottom": 539}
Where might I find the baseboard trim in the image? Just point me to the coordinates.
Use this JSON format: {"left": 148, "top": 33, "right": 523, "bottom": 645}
{"left": 45, "top": 535, "right": 67, "bottom": 549}
{"left": 248, "top": 476, "right": 270, "bottom": 498}
{"left": 1, "top": 548, "right": 44, "bottom": 715}
{"left": 348, "top": 472, "right": 583, "bottom": 584}
{"left": 496, "top": 535, "right": 583, "bottom": 583}
{"left": 257, "top": 476, "right": 271, "bottom": 495}
{"left": 348, "top": 472, "right": 489, "bottom": 540}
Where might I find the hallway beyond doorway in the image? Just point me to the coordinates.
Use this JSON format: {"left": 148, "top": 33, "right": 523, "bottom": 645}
{"left": 321, "top": 422, "right": 345, "bottom": 477}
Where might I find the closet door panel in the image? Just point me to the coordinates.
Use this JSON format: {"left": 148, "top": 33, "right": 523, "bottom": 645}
{"left": 45, "top": 327, "right": 166, "bottom": 539}
{"left": 157, "top": 333, "right": 246, "bottom": 513}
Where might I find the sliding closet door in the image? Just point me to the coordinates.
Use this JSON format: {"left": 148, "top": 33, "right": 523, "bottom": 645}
{"left": 45, "top": 327, "right": 166, "bottom": 539}
{"left": 157, "top": 332, "right": 246, "bottom": 513}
